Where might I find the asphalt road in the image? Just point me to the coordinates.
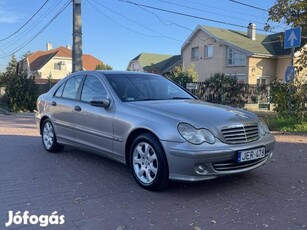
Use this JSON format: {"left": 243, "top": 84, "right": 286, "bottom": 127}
{"left": 0, "top": 114, "right": 306, "bottom": 230}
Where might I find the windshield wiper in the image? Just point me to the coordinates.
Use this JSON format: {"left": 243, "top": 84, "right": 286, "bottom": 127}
{"left": 171, "top": 97, "right": 193, "bottom": 99}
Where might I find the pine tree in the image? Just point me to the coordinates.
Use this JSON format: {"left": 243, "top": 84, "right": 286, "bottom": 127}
{"left": 0, "top": 54, "right": 17, "bottom": 86}
{"left": 6, "top": 54, "right": 17, "bottom": 76}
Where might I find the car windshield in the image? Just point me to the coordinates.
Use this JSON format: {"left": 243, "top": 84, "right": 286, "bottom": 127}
{"left": 105, "top": 73, "right": 194, "bottom": 102}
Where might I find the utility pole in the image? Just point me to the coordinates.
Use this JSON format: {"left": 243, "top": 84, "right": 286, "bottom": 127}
{"left": 72, "top": 0, "right": 82, "bottom": 72}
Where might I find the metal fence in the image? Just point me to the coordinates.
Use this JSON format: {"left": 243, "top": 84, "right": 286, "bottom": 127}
{"left": 37, "top": 82, "right": 57, "bottom": 95}
{"left": 187, "top": 83, "right": 271, "bottom": 109}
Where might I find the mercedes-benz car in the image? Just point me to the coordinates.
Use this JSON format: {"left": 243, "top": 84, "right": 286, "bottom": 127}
{"left": 36, "top": 71, "right": 275, "bottom": 190}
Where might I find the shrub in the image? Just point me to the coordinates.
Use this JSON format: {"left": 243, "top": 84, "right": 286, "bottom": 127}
{"left": 5, "top": 73, "right": 39, "bottom": 112}
{"left": 270, "top": 78, "right": 307, "bottom": 122}
{"left": 164, "top": 65, "right": 198, "bottom": 87}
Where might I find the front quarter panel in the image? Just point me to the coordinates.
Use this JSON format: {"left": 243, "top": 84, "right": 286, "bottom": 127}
{"left": 112, "top": 104, "right": 185, "bottom": 159}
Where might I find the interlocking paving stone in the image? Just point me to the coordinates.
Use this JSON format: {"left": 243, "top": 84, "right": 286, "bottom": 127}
{"left": 0, "top": 114, "right": 306, "bottom": 229}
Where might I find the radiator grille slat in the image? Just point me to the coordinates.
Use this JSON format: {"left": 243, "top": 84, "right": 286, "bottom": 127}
{"left": 221, "top": 124, "right": 259, "bottom": 144}
{"left": 213, "top": 157, "right": 266, "bottom": 171}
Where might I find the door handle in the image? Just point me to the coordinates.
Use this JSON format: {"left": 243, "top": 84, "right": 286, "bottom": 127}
{"left": 74, "top": 105, "right": 82, "bottom": 112}
{"left": 51, "top": 101, "right": 57, "bottom": 106}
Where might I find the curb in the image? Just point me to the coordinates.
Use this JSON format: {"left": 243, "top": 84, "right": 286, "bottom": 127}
{"left": 0, "top": 107, "right": 35, "bottom": 118}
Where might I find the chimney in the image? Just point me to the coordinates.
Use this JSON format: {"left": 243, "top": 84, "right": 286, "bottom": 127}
{"left": 66, "top": 45, "right": 71, "bottom": 50}
{"left": 247, "top": 23, "right": 256, "bottom": 40}
{"left": 46, "top": 42, "right": 52, "bottom": 51}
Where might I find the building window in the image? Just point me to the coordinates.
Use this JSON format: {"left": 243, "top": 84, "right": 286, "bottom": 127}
{"left": 204, "top": 44, "right": 213, "bottom": 58}
{"left": 191, "top": 47, "right": 199, "bottom": 60}
{"left": 54, "top": 62, "right": 61, "bottom": 70}
{"left": 257, "top": 76, "right": 269, "bottom": 85}
{"left": 226, "top": 47, "right": 246, "bottom": 66}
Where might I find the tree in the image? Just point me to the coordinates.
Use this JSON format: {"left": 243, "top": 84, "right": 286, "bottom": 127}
{"left": 164, "top": 65, "right": 198, "bottom": 87}
{"left": 294, "top": 44, "right": 307, "bottom": 78}
{"left": 20, "top": 50, "right": 32, "bottom": 60}
{"left": 6, "top": 54, "right": 17, "bottom": 75}
{"left": 95, "top": 63, "right": 113, "bottom": 70}
{"left": 0, "top": 54, "right": 17, "bottom": 86}
{"left": 266, "top": 0, "right": 306, "bottom": 34}
{"left": 5, "top": 73, "right": 39, "bottom": 112}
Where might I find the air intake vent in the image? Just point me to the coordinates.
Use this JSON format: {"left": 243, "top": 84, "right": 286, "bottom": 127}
{"left": 221, "top": 124, "right": 259, "bottom": 144}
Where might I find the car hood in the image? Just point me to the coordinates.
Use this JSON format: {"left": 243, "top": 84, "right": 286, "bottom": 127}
{"left": 128, "top": 99, "right": 259, "bottom": 130}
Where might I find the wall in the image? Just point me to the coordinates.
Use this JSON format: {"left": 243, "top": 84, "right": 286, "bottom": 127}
{"left": 247, "top": 57, "right": 276, "bottom": 84}
{"left": 275, "top": 56, "right": 291, "bottom": 81}
{"left": 39, "top": 57, "right": 72, "bottom": 80}
{"left": 128, "top": 61, "right": 143, "bottom": 72}
{"left": 182, "top": 29, "right": 248, "bottom": 82}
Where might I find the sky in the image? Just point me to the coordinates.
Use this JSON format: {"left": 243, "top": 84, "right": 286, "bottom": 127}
{"left": 0, "top": 0, "right": 288, "bottom": 72}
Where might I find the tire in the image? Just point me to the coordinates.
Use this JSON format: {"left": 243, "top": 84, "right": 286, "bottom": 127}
{"left": 41, "top": 119, "right": 64, "bottom": 153}
{"left": 130, "top": 133, "right": 169, "bottom": 190}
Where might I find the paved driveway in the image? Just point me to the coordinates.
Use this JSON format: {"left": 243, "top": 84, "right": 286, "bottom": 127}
{"left": 0, "top": 114, "right": 306, "bottom": 230}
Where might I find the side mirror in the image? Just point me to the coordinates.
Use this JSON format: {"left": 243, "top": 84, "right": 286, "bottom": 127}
{"left": 90, "top": 97, "right": 110, "bottom": 109}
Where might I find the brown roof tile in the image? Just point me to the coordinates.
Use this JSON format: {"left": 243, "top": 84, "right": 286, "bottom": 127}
{"left": 82, "top": 54, "right": 103, "bottom": 70}
{"left": 27, "top": 46, "right": 102, "bottom": 71}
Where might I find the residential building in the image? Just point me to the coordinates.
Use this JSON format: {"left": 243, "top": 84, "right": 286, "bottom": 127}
{"left": 127, "top": 52, "right": 181, "bottom": 75}
{"left": 19, "top": 43, "right": 103, "bottom": 83}
{"left": 182, "top": 24, "right": 304, "bottom": 84}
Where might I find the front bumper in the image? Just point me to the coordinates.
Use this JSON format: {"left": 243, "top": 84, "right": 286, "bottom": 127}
{"left": 161, "top": 134, "right": 275, "bottom": 182}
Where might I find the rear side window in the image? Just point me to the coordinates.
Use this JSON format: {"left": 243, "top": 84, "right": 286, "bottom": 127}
{"left": 54, "top": 83, "right": 65, "bottom": 97}
{"left": 81, "top": 75, "right": 107, "bottom": 102}
{"left": 62, "top": 76, "right": 83, "bottom": 99}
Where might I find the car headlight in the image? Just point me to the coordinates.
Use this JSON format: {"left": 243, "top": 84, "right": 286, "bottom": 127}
{"left": 177, "top": 123, "right": 215, "bottom": 144}
{"left": 259, "top": 119, "right": 270, "bottom": 136}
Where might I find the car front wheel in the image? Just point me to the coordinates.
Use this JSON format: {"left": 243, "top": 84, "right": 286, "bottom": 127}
{"left": 42, "top": 119, "right": 64, "bottom": 153}
{"left": 130, "top": 133, "right": 169, "bottom": 190}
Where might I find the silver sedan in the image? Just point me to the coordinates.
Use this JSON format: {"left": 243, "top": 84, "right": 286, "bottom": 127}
{"left": 36, "top": 71, "right": 275, "bottom": 190}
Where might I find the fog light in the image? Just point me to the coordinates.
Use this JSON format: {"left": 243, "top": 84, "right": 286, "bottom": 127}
{"left": 269, "top": 152, "right": 273, "bottom": 158}
{"left": 195, "top": 164, "right": 208, "bottom": 175}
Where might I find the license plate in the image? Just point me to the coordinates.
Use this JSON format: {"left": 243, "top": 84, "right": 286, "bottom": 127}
{"left": 238, "top": 147, "right": 266, "bottom": 162}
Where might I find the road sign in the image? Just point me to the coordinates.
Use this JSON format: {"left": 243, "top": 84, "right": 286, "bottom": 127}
{"left": 284, "top": 27, "right": 301, "bottom": 49}
{"left": 285, "top": 66, "right": 295, "bottom": 83}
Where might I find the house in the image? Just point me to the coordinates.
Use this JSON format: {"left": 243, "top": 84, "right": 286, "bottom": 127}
{"left": 182, "top": 24, "right": 304, "bottom": 84}
{"left": 19, "top": 43, "right": 103, "bottom": 83}
{"left": 127, "top": 52, "right": 181, "bottom": 75}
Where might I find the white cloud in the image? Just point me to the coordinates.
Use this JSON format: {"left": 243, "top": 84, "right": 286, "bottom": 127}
{"left": 0, "top": 1, "right": 22, "bottom": 24}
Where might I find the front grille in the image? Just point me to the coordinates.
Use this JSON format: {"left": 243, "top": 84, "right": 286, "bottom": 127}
{"left": 213, "top": 157, "right": 266, "bottom": 172}
{"left": 221, "top": 124, "right": 259, "bottom": 144}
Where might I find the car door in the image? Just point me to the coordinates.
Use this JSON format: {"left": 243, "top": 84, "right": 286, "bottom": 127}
{"left": 72, "top": 74, "right": 114, "bottom": 156}
{"left": 50, "top": 75, "right": 84, "bottom": 143}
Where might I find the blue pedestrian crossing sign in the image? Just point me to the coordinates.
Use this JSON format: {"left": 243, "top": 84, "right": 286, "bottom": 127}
{"left": 284, "top": 27, "right": 301, "bottom": 49}
{"left": 285, "top": 66, "right": 295, "bottom": 83}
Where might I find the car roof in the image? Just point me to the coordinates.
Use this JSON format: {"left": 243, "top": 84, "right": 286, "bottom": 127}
{"left": 80, "top": 70, "right": 159, "bottom": 76}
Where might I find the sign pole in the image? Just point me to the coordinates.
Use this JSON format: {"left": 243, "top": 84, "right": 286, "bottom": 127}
{"left": 290, "top": 47, "right": 294, "bottom": 67}
{"left": 288, "top": 47, "right": 295, "bottom": 113}
{"left": 284, "top": 26, "right": 301, "bottom": 114}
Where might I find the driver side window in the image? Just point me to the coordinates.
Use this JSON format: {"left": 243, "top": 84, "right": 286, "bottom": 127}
{"left": 81, "top": 75, "right": 107, "bottom": 102}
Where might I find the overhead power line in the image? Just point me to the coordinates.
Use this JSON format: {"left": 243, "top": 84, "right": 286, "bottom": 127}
{"left": 120, "top": 0, "right": 271, "bottom": 32}
{"left": 0, "top": 0, "right": 50, "bottom": 42}
{"left": 88, "top": 1, "right": 163, "bottom": 39}
{"left": 1, "top": 0, "right": 64, "bottom": 53}
{"left": 158, "top": 0, "right": 266, "bottom": 25}
{"left": 0, "top": 0, "right": 72, "bottom": 58}
{"left": 175, "top": 0, "right": 261, "bottom": 19}
{"left": 229, "top": 0, "right": 267, "bottom": 12}
{"left": 91, "top": 0, "right": 183, "bottom": 42}
{"left": 135, "top": 4, "right": 213, "bottom": 43}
